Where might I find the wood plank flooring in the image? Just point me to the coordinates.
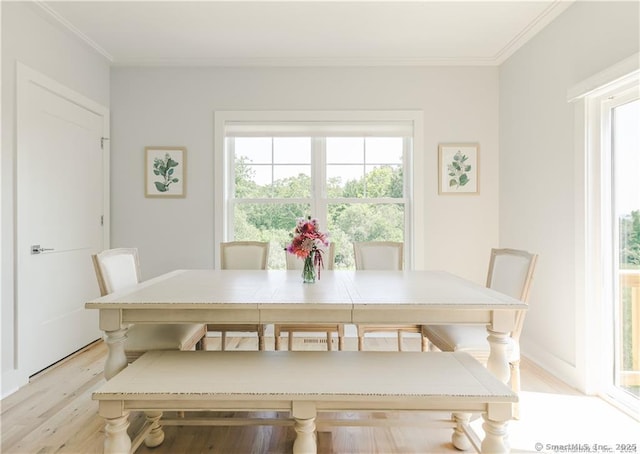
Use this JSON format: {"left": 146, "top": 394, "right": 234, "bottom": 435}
{"left": 2, "top": 335, "right": 638, "bottom": 453}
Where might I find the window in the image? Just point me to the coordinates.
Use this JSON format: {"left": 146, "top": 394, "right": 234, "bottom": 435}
{"left": 603, "top": 91, "right": 639, "bottom": 405}
{"left": 572, "top": 55, "right": 639, "bottom": 414}
{"left": 214, "top": 111, "right": 424, "bottom": 270}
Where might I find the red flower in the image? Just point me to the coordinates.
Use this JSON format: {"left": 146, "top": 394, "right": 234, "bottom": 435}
{"left": 286, "top": 216, "right": 329, "bottom": 260}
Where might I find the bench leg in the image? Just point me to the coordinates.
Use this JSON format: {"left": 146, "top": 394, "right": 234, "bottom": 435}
{"left": 144, "top": 411, "right": 165, "bottom": 448}
{"left": 293, "top": 417, "right": 317, "bottom": 454}
{"left": 481, "top": 414, "right": 509, "bottom": 454}
{"left": 451, "top": 412, "right": 472, "bottom": 451}
{"left": 292, "top": 401, "right": 317, "bottom": 454}
{"left": 103, "top": 413, "right": 131, "bottom": 454}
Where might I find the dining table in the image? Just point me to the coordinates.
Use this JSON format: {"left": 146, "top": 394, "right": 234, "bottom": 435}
{"left": 85, "top": 269, "right": 527, "bottom": 386}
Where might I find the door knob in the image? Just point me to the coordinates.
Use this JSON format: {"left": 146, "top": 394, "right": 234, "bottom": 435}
{"left": 31, "top": 245, "right": 55, "bottom": 255}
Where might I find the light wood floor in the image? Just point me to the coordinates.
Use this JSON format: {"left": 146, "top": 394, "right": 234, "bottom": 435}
{"left": 1, "top": 335, "right": 638, "bottom": 454}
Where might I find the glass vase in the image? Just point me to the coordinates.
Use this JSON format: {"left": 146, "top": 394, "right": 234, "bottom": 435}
{"left": 302, "top": 252, "right": 316, "bottom": 283}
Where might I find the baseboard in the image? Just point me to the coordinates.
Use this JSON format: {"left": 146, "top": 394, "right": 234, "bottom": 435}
{"left": 521, "top": 338, "right": 583, "bottom": 392}
{"left": 1, "top": 369, "right": 28, "bottom": 399}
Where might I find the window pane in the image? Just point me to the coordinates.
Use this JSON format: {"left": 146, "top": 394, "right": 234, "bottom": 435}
{"left": 327, "top": 203, "right": 404, "bottom": 269}
{"left": 245, "top": 165, "right": 272, "bottom": 186}
{"left": 366, "top": 137, "right": 403, "bottom": 164}
{"left": 235, "top": 137, "right": 272, "bottom": 163}
{"left": 234, "top": 203, "right": 311, "bottom": 269}
{"left": 274, "top": 138, "right": 311, "bottom": 164}
{"left": 234, "top": 137, "right": 312, "bottom": 198}
{"left": 273, "top": 166, "right": 311, "bottom": 198}
{"left": 326, "top": 137, "right": 364, "bottom": 163}
{"left": 365, "top": 165, "right": 403, "bottom": 198}
{"left": 327, "top": 164, "right": 364, "bottom": 198}
{"left": 613, "top": 98, "right": 640, "bottom": 398}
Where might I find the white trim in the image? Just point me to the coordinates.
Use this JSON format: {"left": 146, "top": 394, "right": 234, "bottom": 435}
{"left": 493, "top": 0, "right": 574, "bottom": 65}
{"left": 33, "top": 1, "right": 114, "bottom": 62}
{"left": 521, "top": 339, "right": 581, "bottom": 389}
{"left": 213, "top": 110, "right": 424, "bottom": 270}
{"left": 225, "top": 121, "right": 413, "bottom": 137}
{"left": 113, "top": 56, "right": 500, "bottom": 68}
{"left": 567, "top": 53, "right": 640, "bottom": 102}
{"left": 572, "top": 60, "right": 639, "bottom": 401}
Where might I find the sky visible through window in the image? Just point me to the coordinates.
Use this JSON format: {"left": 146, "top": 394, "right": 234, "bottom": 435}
{"left": 234, "top": 137, "right": 402, "bottom": 188}
{"left": 614, "top": 99, "right": 639, "bottom": 216}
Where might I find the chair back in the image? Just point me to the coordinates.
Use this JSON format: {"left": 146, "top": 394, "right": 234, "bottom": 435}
{"left": 353, "top": 241, "right": 403, "bottom": 270}
{"left": 92, "top": 248, "right": 141, "bottom": 296}
{"left": 486, "top": 248, "right": 538, "bottom": 340}
{"left": 220, "top": 241, "right": 269, "bottom": 270}
{"left": 286, "top": 243, "right": 335, "bottom": 271}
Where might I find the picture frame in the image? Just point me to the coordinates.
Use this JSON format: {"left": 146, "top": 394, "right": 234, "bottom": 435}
{"left": 145, "top": 146, "right": 186, "bottom": 198}
{"left": 438, "top": 143, "right": 479, "bottom": 195}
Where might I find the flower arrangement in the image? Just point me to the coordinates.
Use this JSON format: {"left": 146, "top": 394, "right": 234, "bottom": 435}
{"left": 285, "top": 216, "right": 329, "bottom": 283}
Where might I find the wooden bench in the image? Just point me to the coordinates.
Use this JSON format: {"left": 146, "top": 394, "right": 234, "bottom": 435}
{"left": 92, "top": 351, "right": 517, "bottom": 454}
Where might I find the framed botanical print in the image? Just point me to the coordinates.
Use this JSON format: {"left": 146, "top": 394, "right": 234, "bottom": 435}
{"left": 145, "top": 147, "right": 186, "bottom": 198}
{"left": 438, "top": 143, "right": 479, "bottom": 195}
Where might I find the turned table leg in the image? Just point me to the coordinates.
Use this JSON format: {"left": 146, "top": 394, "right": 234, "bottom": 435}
{"left": 451, "top": 412, "right": 472, "bottom": 451}
{"left": 144, "top": 411, "right": 165, "bottom": 447}
{"left": 103, "top": 413, "right": 131, "bottom": 454}
{"left": 486, "top": 327, "right": 511, "bottom": 384}
{"left": 104, "top": 327, "right": 128, "bottom": 380}
{"left": 481, "top": 414, "right": 509, "bottom": 454}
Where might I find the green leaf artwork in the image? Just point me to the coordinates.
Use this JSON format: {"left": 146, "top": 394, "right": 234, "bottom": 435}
{"left": 447, "top": 151, "right": 472, "bottom": 189}
{"left": 153, "top": 153, "right": 180, "bottom": 192}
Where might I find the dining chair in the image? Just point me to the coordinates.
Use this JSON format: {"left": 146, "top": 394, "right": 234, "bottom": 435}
{"left": 220, "top": 241, "right": 269, "bottom": 270}
{"left": 275, "top": 243, "right": 344, "bottom": 351}
{"left": 353, "top": 241, "right": 426, "bottom": 351}
{"left": 207, "top": 241, "right": 269, "bottom": 350}
{"left": 421, "top": 248, "right": 538, "bottom": 406}
{"left": 92, "top": 248, "right": 207, "bottom": 363}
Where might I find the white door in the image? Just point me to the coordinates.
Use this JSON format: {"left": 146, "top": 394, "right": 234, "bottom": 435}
{"left": 16, "top": 65, "right": 108, "bottom": 377}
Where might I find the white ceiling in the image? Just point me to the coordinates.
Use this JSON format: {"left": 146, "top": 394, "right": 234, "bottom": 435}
{"left": 37, "top": 0, "right": 574, "bottom": 67}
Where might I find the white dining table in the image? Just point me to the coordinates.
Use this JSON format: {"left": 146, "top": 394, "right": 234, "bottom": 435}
{"left": 85, "top": 269, "right": 527, "bottom": 385}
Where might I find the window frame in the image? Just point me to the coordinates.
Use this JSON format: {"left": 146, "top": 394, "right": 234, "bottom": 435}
{"left": 569, "top": 52, "right": 639, "bottom": 416}
{"left": 214, "top": 110, "right": 424, "bottom": 270}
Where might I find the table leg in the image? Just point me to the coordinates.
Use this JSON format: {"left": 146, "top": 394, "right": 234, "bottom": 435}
{"left": 103, "top": 413, "right": 131, "bottom": 454}
{"left": 481, "top": 413, "right": 509, "bottom": 453}
{"left": 143, "top": 411, "right": 165, "bottom": 447}
{"left": 104, "top": 327, "right": 128, "bottom": 380}
{"left": 451, "top": 412, "right": 472, "bottom": 451}
{"left": 486, "top": 327, "right": 511, "bottom": 384}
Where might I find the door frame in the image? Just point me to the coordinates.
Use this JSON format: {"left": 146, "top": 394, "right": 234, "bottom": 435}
{"left": 569, "top": 53, "right": 639, "bottom": 418}
{"left": 14, "top": 62, "right": 110, "bottom": 384}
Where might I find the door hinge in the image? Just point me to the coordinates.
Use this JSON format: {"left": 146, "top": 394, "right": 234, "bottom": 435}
{"left": 100, "top": 137, "right": 110, "bottom": 149}
{"left": 101, "top": 215, "right": 104, "bottom": 226}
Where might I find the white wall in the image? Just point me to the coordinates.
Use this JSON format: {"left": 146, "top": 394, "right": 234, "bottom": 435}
{"left": 1, "top": 2, "right": 110, "bottom": 396}
{"left": 499, "top": 1, "right": 639, "bottom": 389}
{"left": 110, "top": 66, "right": 500, "bottom": 281}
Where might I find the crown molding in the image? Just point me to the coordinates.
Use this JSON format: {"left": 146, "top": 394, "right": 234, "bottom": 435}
{"left": 110, "top": 56, "right": 500, "bottom": 68}
{"left": 493, "top": 0, "right": 574, "bottom": 65}
{"left": 34, "top": 0, "right": 573, "bottom": 68}
{"left": 35, "top": 1, "right": 113, "bottom": 62}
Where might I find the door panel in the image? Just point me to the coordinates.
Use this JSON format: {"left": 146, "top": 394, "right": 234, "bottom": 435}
{"left": 17, "top": 75, "right": 106, "bottom": 377}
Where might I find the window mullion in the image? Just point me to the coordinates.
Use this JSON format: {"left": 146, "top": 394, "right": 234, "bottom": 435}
{"left": 404, "top": 137, "right": 412, "bottom": 268}
{"left": 226, "top": 138, "right": 236, "bottom": 240}
{"left": 313, "top": 137, "right": 328, "bottom": 224}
